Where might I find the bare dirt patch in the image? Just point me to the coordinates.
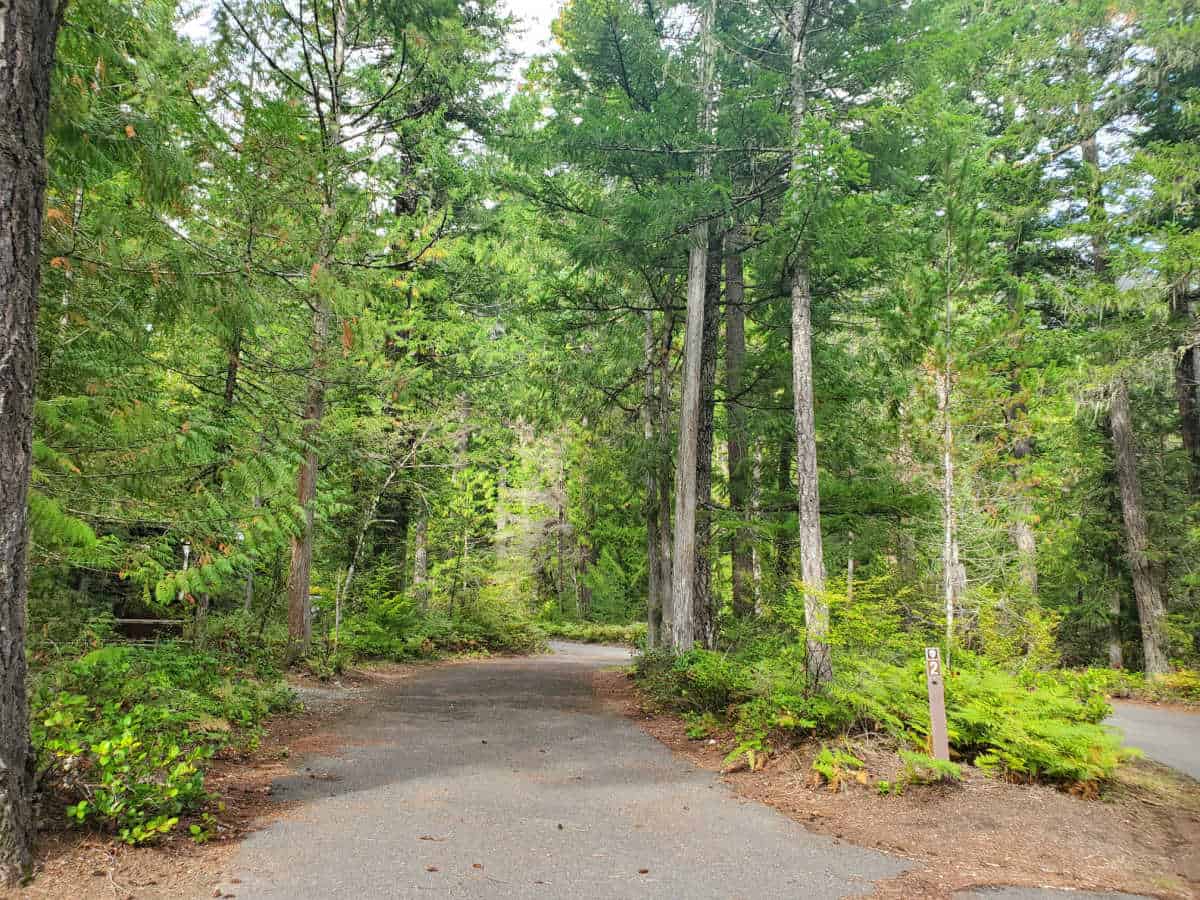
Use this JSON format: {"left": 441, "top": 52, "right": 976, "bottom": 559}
{"left": 594, "top": 668, "right": 1200, "bottom": 900}
{"left": 3, "top": 662, "right": 425, "bottom": 900}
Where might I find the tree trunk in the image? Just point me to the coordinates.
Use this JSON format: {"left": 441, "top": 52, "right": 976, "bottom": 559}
{"left": 725, "top": 227, "right": 754, "bottom": 618}
{"left": 1169, "top": 287, "right": 1200, "bottom": 495}
{"left": 1, "top": 0, "right": 63, "bottom": 881}
{"left": 1010, "top": 497, "right": 1038, "bottom": 597}
{"left": 774, "top": 439, "right": 793, "bottom": 591}
{"left": 394, "top": 491, "right": 410, "bottom": 597}
{"left": 1003, "top": 343, "right": 1038, "bottom": 597}
{"left": 657, "top": 321, "right": 674, "bottom": 638}
{"left": 286, "top": 328, "right": 327, "bottom": 658}
{"left": 669, "top": 0, "right": 716, "bottom": 652}
{"left": 937, "top": 369, "right": 959, "bottom": 650}
{"left": 286, "top": 0, "right": 346, "bottom": 660}
{"left": 643, "top": 311, "right": 663, "bottom": 647}
{"left": 693, "top": 233, "right": 721, "bottom": 649}
{"left": 1108, "top": 380, "right": 1170, "bottom": 676}
{"left": 1108, "top": 585, "right": 1124, "bottom": 670}
{"left": 750, "top": 442, "right": 764, "bottom": 612}
{"left": 412, "top": 514, "right": 429, "bottom": 610}
{"left": 577, "top": 541, "right": 597, "bottom": 619}
{"left": 787, "top": 0, "right": 830, "bottom": 683}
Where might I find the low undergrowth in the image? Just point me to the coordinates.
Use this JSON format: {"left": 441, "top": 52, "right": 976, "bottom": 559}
{"left": 634, "top": 647, "right": 1129, "bottom": 787}
{"left": 1042, "top": 666, "right": 1200, "bottom": 707}
{"left": 338, "top": 594, "right": 545, "bottom": 661}
{"left": 31, "top": 642, "right": 296, "bottom": 845}
{"left": 537, "top": 619, "right": 647, "bottom": 646}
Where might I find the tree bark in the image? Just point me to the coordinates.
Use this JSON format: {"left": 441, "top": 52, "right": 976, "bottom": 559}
{"left": 1108, "top": 585, "right": 1124, "bottom": 670}
{"left": 286, "top": 315, "right": 327, "bottom": 657}
{"left": 787, "top": 0, "right": 830, "bottom": 683}
{"left": 1, "top": 0, "right": 64, "bottom": 881}
{"left": 643, "top": 311, "right": 663, "bottom": 647}
{"left": 937, "top": 369, "right": 959, "bottom": 650}
{"left": 577, "top": 541, "right": 596, "bottom": 619}
{"left": 1108, "top": 380, "right": 1170, "bottom": 676}
{"left": 693, "top": 233, "right": 721, "bottom": 649}
{"left": 657, "top": 318, "right": 674, "bottom": 638}
{"left": 412, "top": 513, "right": 429, "bottom": 610}
{"left": 774, "top": 438, "right": 793, "bottom": 591}
{"left": 750, "top": 442, "right": 764, "bottom": 612}
{"left": 393, "top": 491, "right": 410, "bottom": 597}
{"left": 725, "top": 227, "right": 754, "bottom": 618}
{"left": 669, "top": 0, "right": 716, "bottom": 652}
{"left": 1169, "top": 287, "right": 1200, "bottom": 495}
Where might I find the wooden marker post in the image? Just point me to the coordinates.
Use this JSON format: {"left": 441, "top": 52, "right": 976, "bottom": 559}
{"left": 925, "top": 647, "right": 950, "bottom": 762}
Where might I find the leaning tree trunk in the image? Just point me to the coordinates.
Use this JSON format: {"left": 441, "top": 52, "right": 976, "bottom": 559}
{"left": 693, "top": 234, "right": 721, "bottom": 649}
{"left": 1109, "top": 380, "right": 1170, "bottom": 676}
{"left": 1, "top": 0, "right": 64, "bottom": 882}
{"left": 669, "top": 0, "right": 716, "bottom": 652}
{"left": 787, "top": 0, "right": 830, "bottom": 683}
{"left": 725, "top": 227, "right": 754, "bottom": 618}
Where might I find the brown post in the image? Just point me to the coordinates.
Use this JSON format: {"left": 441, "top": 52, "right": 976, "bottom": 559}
{"left": 925, "top": 647, "right": 950, "bottom": 761}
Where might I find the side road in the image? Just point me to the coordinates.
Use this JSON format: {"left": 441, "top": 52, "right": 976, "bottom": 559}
{"left": 1108, "top": 701, "right": 1200, "bottom": 780}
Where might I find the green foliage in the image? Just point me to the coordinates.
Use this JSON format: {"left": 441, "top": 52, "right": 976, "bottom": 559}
{"left": 31, "top": 643, "right": 295, "bottom": 843}
{"left": 1044, "top": 666, "right": 1200, "bottom": 707}
{"left": 683, "top": 711, "right": 720, "bottom": 741}
{"left": 811, "top": 745, "right": 866, "bottom": 791}
{"left": 339, "top": 593, "right": 544, "bottom": 660}
{"left": 636, "top": 645, "right": 1127, "bottom": 786}
{"left": 669, "top": 649, "right": 756, "bottom": 712}
{"left": 537, "top": 620, "right": 647, "bottom": 646}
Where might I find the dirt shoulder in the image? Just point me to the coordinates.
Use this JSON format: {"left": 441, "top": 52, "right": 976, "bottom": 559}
{"left": 4, "top": 662, "right": 424, "bottom": 900}
{"left": 593, "top": 668, "right": 1200, "bottom": 900}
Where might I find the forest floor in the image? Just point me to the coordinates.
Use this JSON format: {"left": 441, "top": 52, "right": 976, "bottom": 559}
{"left": 4, "top": 644, "right": 1198, "bottom": 899}
{"left": 596, "top": 670, "right": 1200, "bottom": 899}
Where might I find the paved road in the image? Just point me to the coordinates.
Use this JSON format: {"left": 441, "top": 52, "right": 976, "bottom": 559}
{"left": 208, "top": 645, "right": 1158, "bottom": 899}
{"left": 211, "top": 642, "right": 907, "bottom": 899}
{"left": 1107, "top": 701, "right": 1200, "bottom": 780}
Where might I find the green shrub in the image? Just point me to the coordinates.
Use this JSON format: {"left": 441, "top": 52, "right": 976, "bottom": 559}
{"left": 31, "top": 643, "right": 295, "bottom": 844}
{"left": 811, "top": 745, "right": 866, "bottom": 790}
{"left": 671, "top": 649, "right": 756, "bottom": 711}
{"left": 339, "top": 594, "right": 544, "bottom": 660}
{"left": 635, "top": 646, "right": 1128, "bottom": 785}
{"left": 538, "top": 620, "right": 647, "bottom": 646}
{"left": 683, "top": 711, "right": 720, "bottom": 740}
{"left": 1036, "top": 666, "right": 1200, "bottom": 707}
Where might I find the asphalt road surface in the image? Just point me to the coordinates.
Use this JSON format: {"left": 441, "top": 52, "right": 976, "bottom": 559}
{"left": 1107, "top": 701, "right": 1200, "bottom": 780}
{"left": 211, "top": 642, "right": 906, "bottom": 899}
